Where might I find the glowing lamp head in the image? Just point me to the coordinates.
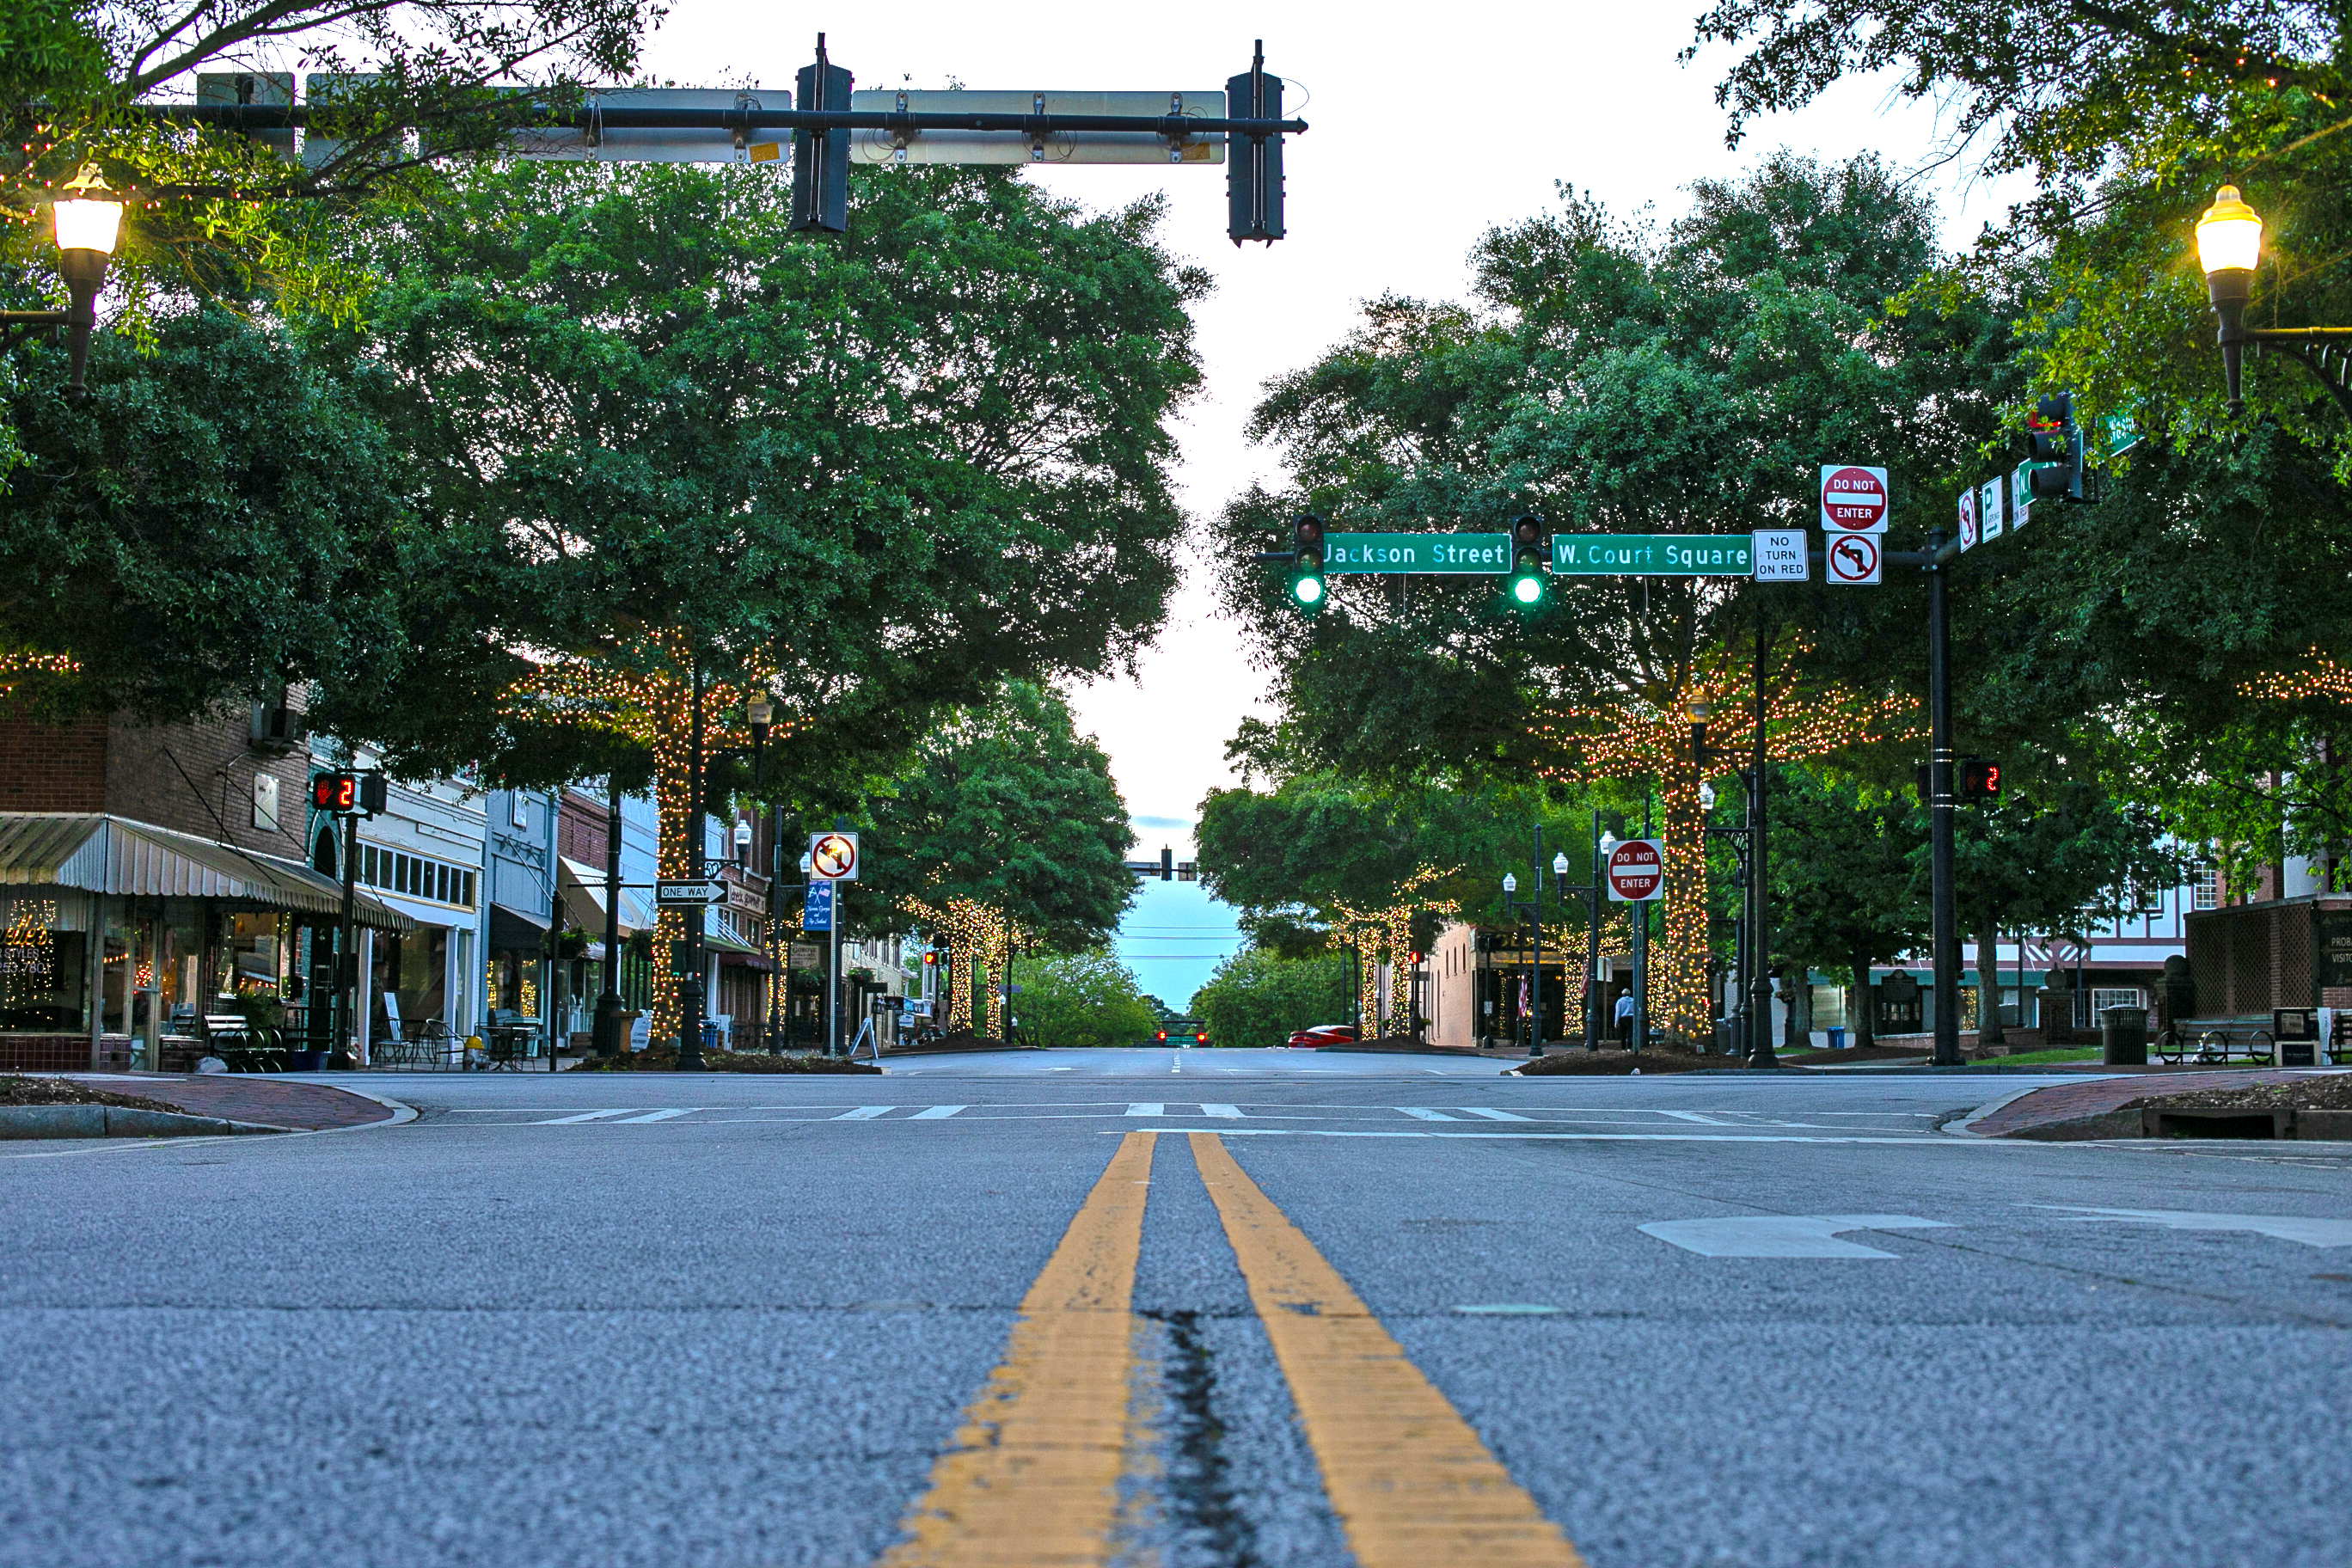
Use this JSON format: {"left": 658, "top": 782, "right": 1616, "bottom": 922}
{"left": 1291, "top": 573, "right": 1325, "bottom": 606}
{"left": 732, "top": 819, "right": 751, "bottom": 852}
{"left": 1552, "top": 851, "right": 1571, "bottom": 878}
{"left": 52, "top": 164, "right": 122, "bottom": 255}
{"left": 745, "top": 697, "right": 774, "bottom": 727}
{"left": 1501, "top": 872, "right": 1518, "bottom": 895}
{"left": 2196, "top": 185, "right": 2263, "bottom": 278}
{"left": 1685, "top": 697, "right": 1713, "bottom": 720}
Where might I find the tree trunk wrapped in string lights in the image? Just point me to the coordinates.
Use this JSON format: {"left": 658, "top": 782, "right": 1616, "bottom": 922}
{"left": 899, "top": 895, "right": 1020, "bottom": 1037}
{"left": 1529, "top": 635, "right": 1919, "bottom": 1042}
{"left": 500, "top": 630, "right": 791, "bottom": 1044}
{"left": 1328, "top": 865, "right": 1460, "bottom": 1037}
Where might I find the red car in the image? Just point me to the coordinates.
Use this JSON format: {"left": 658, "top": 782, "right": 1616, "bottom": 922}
{"left": 1155, "top": 1020, "right": 1209, "bottom": 1045}
{"left": 1286, "top": 1024, "right": 1357, "bottom": 1049}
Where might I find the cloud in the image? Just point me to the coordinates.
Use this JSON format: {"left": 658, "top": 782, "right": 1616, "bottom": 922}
{"left": 1130, "top": 814, "right": 1193, "bottom": 830}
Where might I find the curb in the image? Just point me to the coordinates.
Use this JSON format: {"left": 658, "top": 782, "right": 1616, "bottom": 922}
{"left": 303, "top": 1081, "right": 419, "bottom": 1130}
{"left": 1942, "top": 1081, "right": 2108, "bottom": 1137}
{"left": 0, "top": 1105, "right": 289, "bottom": 1140}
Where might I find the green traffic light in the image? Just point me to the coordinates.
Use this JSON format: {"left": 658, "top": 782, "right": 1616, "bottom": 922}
{"left": 1511, "top": 572, "right": 1543, "bottom": 605}
{"left": 1293, "top": 573, "right": 1325, "bottom": 606}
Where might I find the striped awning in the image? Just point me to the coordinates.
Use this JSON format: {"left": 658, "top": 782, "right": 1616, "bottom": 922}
{"left": 0, "top": 813, "right": 418, "bottom": 933}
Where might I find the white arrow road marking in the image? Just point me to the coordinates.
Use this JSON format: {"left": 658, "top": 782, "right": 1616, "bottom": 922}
{"left": 1461, "top": 1107, "right": 1532, "bottom": 1121}
{"left": 911, "top": 1105, "right": 967, "bottom": 1119}
{"left": 1400, "top": 1107, "right": 1461, "bottom": 1121}
{"left": 833, "top": 1106, "right": 893, "bottom": 1120}
{"left": 1639, "top": 1215, "right": 1953, "bottom": 1258}
{"left": 1126, "top": 1103, "right": 1167, "bottom": 1118}
{"left": 611, "top": 1108, "right": 695, "bottom": 1124}
{"left": 533, "top": 1108, "right": 638, "bottom": 1124}
{"left": 2037, "top": 1206, "right": 2352, "bottom": 1247}
{"left": 1198, "top": 1104, "right": 1242, "bottom": 1118}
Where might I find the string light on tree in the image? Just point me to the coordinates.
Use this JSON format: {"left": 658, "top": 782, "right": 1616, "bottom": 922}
{"left": 1529, "top": 635, "right": 1920, "bottom": 1041}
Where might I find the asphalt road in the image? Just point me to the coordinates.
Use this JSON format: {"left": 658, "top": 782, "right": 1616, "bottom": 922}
{"left": 5, "top": 1047, "right": 2349, "bottom": 1567}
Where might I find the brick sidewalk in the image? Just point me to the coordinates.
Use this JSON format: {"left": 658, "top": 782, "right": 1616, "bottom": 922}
{"left": 63, "top": 1075, "right": 395, "bottom": 1130}
{"left": 1967, "top": 1069, "right": 2329, "bottom": 1137}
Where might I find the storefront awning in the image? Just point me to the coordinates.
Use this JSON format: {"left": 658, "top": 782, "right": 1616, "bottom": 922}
{"left": 487, "top": 900, "right": 548, "bottom": 953}
{"left": 557, "top": 855, "right": 652, "bottom": 937}
{"left": 0, "top": 813, "right": 417, "bottom": 933}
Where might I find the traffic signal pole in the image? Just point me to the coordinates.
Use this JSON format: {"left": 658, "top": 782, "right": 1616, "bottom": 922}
{"left": 680, "top": 665, "right": 707, "bottom": 1070}
{"left": 1924, "top": 526, "right": 1963, "bottom": 1066}
{"left": 1749, "top": 605, "right": 1776, "bottom": 1067}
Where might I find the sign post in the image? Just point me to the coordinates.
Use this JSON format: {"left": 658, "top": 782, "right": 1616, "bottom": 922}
{"left": 809, "top": 830, "right": 858, "bottom": 1054}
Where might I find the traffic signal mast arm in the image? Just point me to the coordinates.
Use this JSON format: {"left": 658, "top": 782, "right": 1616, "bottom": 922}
{"left": 154, "top": 103, "right": 1310, "bottom": 138}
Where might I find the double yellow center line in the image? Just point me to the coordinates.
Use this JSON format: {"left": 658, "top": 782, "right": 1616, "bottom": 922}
{"left": 880, "top": 1131, "right": 1583, "bottom": 1567}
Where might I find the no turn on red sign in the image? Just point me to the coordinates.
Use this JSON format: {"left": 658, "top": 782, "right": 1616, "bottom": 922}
{"left": 1819, "top": 465, "right": 1889, "bottom": 533}
{"left": 1605, "top": 838, "right": 1665, "bottom": 902}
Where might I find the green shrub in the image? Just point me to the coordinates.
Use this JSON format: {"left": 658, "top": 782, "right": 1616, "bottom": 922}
{"left": 1188, "top": 951, "right": 1351, "bottom": 1049}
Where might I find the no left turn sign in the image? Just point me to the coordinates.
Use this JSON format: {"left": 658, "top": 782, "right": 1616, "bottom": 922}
{"left": 1605, "top": 838, "right": 1665, "bottom": 902}
{"left": 1819, "top": 464, "right": 1890, "bottom": 533}
{"left": 1826, "top": 531, "right": 1883, "bottom": 585}
{"left": 809, "top": 830, "right": 861, "bottom": 881}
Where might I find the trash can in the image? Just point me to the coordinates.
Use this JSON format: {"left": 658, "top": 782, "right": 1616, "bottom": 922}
{"left": 2100, "top": 1005, "right": 2148, "bottom": 1067}
{"left": 1827, "top": 1026, "right": 1847, "bottom": 1050}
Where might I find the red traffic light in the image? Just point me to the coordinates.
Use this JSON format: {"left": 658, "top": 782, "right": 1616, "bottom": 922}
{"left": 1194, "top": 1032, "right": 1206, "bottom": 1042}
{"left": 1155, "top": 1030, "right": 1168, "bottom": 1041}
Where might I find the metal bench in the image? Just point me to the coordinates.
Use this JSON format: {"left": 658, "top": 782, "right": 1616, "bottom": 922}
{"left": 2154, "top": 1022, "right": 2277, "bottom": 1067}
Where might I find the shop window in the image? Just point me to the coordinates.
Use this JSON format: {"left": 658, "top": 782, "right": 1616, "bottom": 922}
{"left": 1, "top": 897, "right": 89, "bottom": 1032}
{"left": 2091, "top": 987, "right": 2143, "bottom": 1014}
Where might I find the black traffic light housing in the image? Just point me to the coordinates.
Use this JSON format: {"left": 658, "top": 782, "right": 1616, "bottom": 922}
{"left": 311, "top": 770, "right": 385, "bottom": 816}
{"left": 2026, "top": 392, "right": 2084, "bottom": 503}
{"left": 1289, "top": 513, "right": 1326, "bottom": 614}
{"left": 792, "top": 34, "right": 852, "bottom": 234}
{"left": 1506, "top": 515, "right": 1547, "bottom": 608}
{"left": 1227, "top": 40, "right": 1284, "bottom": 245}
{"left": 1958, "top": 756, "right": 2003, "bottom": 802}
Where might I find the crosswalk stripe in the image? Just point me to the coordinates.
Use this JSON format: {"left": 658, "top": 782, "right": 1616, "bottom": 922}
{"left": 1199, "top": 1104, "right": 1242, "bottom": 1118}
{"left": 1188, "top": 1134, "right": 1584, "bottom": 1566}
{"left": 1399, "top": 1107, "right": 1460, "bottom": 1121}
{"left": 1125, "top": 1103, "right": 1166, "bottom": 1117}
{"left": 1462, "top": 1107, "right": 1532, "bottom": 1121}
{"left": 612, "top": 1108, "right": 694, "bottom": 1124}
{"left": 879, "top": 1132, "right": 1155, "bottom": 1565}
{"left": 834, "top": 1106, "right": 893, "bottom": 1120}
{"left": 912, "top": 1106, "right": 967, "bottom": 1120}
{"left": 532, "top": 1108, "right": 636, "bottom": 1124}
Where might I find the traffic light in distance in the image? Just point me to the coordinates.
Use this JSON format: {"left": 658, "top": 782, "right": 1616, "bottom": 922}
{"left": 358, "top": 773, "right": 388, "bottom": 816}
{"left": 791, "top": 34, "right": 851, "bottom": 234}
{"left": 1958, "top": 756, "right": 2003, "bottom": 802}
{"left": 1289, "top": 512, "right": 1326, "bottom": 613}
{"left": 311, "top": 771, "right": 358, "bottom": 813}
{"left": 1508, "top": 515, "right": 1547, "bottom": 606}
{"left": 2027, "top": 392, "right": 2084, "bottom": 502}
{"left": 1226, "top": 41, "right": 1284, "bottom": 245}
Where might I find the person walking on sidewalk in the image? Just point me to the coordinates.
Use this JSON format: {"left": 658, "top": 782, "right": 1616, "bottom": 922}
{"left": 1614, "top": 989, "right": 1635, "bottom": 1050}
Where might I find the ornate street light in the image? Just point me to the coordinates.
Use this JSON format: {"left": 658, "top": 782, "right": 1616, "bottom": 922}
{"left": 2197, "top": 184, "right": 2352, "bottom": 418}
{"left": 2, "top": 163, "right": 125, "bottom": 398}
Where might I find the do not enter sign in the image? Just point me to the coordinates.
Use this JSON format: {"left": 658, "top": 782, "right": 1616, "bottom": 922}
{"left": 1819, "top": 464, "right": 1889, "bottom": 533}
{"left": 1605, "top": 838, "right": 1665, "bottom": 902}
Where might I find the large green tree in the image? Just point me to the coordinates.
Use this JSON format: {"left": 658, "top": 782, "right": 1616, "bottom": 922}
{"left": 855, "top": 682, "right": 1136, "bottom": 949}
{"left": 1766, "top": 769, "right": 1927, "bottom": 1050}
{"left": 1008, "top": 950, "right": 1159, "bottom": 1049}
{"left": 1187, "top": 950, "right": 1352, "bottom": 1049}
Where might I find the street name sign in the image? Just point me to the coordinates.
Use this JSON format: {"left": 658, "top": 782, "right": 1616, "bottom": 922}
{"left": 1605, "top": 839, "right": 1666, "bottom": 902}
{"left": 1324, "top": 532, "right": 1510, "bottom": 573}
{"left": 2008, "top": 462, "right": 2038, "bottom": 530}
{"left": 1826, "top": 531, "right": 1883, "bottom": 585}
{"left": 655, "top": 879, "right": 727, "bottom": 905}
{"left": 1552, "top": 535, "right": 1754, "bottom": 576}
{"left": 809, "top": 830, "right": 860, "bottom": 881}
{"left": 1750, "top": 530, "right": 1807, "bottom": 581}
{"left": 1820, "top": 465, "right": 1889, "bottom": 533}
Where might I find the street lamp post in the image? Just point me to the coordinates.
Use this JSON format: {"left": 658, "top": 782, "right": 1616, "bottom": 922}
{"left": 678, "top": 664, "right": 707, "bottom": 1070}
{"left": 591, "top": 779, "right": 627, "bottom": 1057}
{"left": 2, "top": 165, "right": 123, "bottom": 399}
{"left": 2197, "top": 185, "right": 2352, "bottom": 418}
